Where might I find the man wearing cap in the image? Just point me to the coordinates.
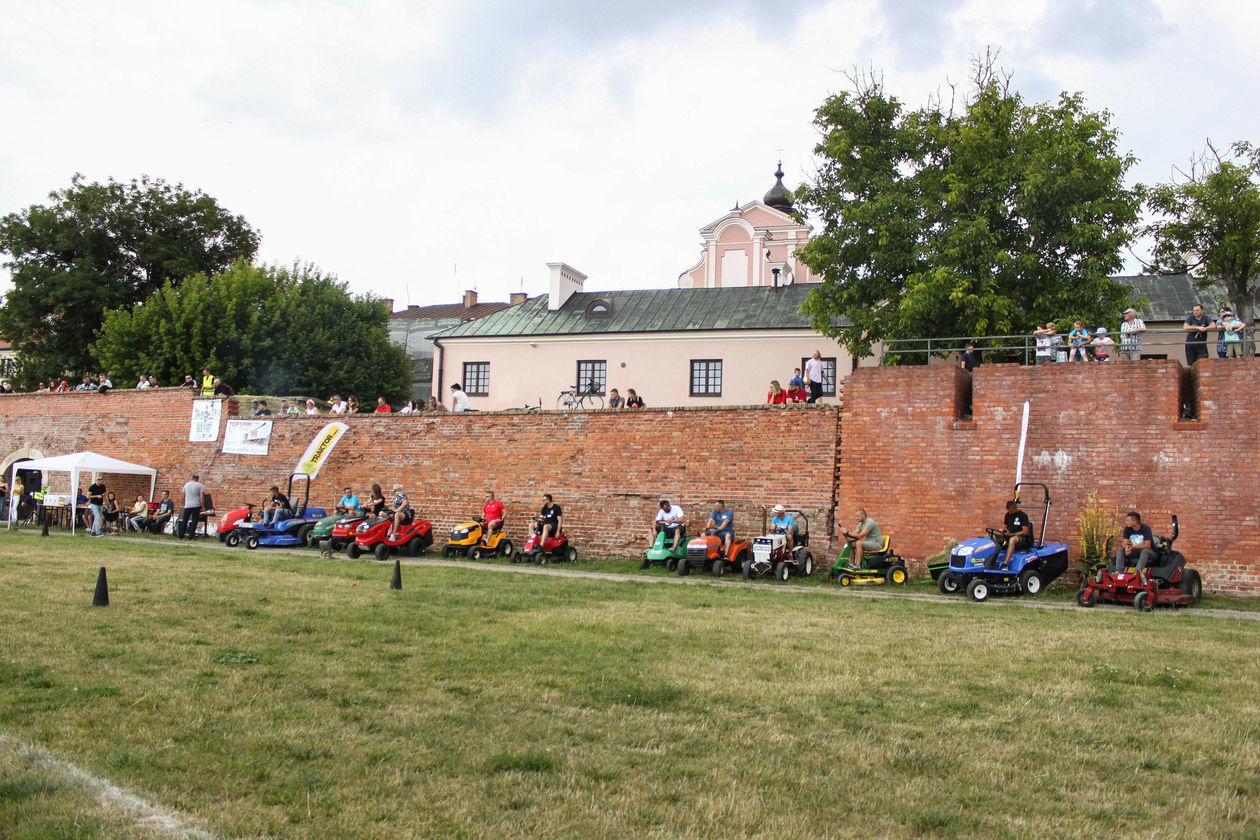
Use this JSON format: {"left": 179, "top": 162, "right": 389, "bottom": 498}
{"left": 1182, "top": 304, "right": 1214, "bottom": 365}
{"left": 653, "top": 498, "right": 686, "bottom": 551}
{"left": 1119, "top": 308, "right": 1146, "bottom": 361}
{"left": 1090, "top": 328, "right": 1114, "bottom": 361}
{"left": 386, "top": 483, "right": 412, "bottom": 540}
{"left": 769, "top": 504, "right": 798, "bottom": 551}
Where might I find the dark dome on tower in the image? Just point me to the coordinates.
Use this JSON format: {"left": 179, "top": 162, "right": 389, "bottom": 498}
{"left": 763, "top": 163, "right": 793, "bottom": 212}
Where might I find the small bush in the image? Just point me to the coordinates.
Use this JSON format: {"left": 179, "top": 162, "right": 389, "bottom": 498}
{"left": 1076, "top": 494, "right": 1118, "bottom": 580}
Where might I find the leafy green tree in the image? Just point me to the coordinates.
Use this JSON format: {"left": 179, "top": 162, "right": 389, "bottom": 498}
{"left": 1143, "top": 141, "right": 1260, "bottom": 355}
{"left": 92, "top": 262, "right": 410, "bottom": 402}
{"left": 0, "top": 175, "right": 259, "bottom": 385}
{"left": 797, "top": 61, "right": 1141, "bottom": 360}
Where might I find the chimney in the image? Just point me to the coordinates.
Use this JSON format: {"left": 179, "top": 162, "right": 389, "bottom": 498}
{"left": 509, "top": 292, "right": 528, "bottom": 305}
{"left": 546, "top": 262, "right": 587, "bottom": 311}
{"left": 462, "top": 289, "right": 478, "bottom": 309}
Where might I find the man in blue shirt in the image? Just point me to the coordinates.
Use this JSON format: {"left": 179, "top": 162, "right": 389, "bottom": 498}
{"left": 335, "top": 486, "right": 361, "bottom": 516}
{"left": 769, "top": 504, "right": 797, "bottom": 550}
{"left": 706, "top": 500, "right": 735, "bottom": 555}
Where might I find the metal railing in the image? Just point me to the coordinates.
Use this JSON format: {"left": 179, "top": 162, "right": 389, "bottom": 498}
{"left": 879, "top": 327, "right": 1253, "bottom": 365}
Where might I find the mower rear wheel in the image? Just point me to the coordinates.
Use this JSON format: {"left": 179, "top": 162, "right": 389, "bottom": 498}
{"left": 666, "top": 558, "right": 678, "bottom": 572}
{"left": 887, "top": 564, "right": 908, "bottom": 585}
{"left": 938, "top": 572, "right": 960, "bottom": 594}
{"left": 1133, "top": 590, "right": 1154, "bottom": 612}
{"left": 1019, "top": 568, "right": 1043, "bottom": 596}
{"left": 225, "top": 531, "right": 242, "bottom": 548}
{"left": 774, "top": 561, "right": 789, "bottom": 581}
{"left": 407, "top": 538, "right": 423, "bottom": 557}
{"left": 966, "top": 578, "right": 990, "bottom": 602}
{"left": 741, "top": 560, "right": 752, "bottom": 580}
{"left": 1077, "top": 588, "right": 1098, "bottom": 608}
{"left": 375, "top": 543, "right": 390, "bottom": 562}
{"left": 1180, "top": 569, "right": 1202, "bottom": 605}
{"left": 296, "top": 524, "right": 314, "bottom": 546}
{"left": 640, "top": 557, "right": 651, "bottom": 570}
{"left": 826, "top": 570, "right": 839, "bottom": 583}
{"left": 839, "top": 574, "right": 853, "bottom": 587}
{"left": 677, "top": 558, "right": 690, "bottom": 577}
{"left": 245, "top": 535, "right": 260, "bottom": 550}
{"left": 498, "top": 540, "right": 512, "bottom": 558}
{"left": 565, "top": 546, "right": 577, "bottom": 563}
{"left": 347, "top": 543, "right": 361, "bottom": 560}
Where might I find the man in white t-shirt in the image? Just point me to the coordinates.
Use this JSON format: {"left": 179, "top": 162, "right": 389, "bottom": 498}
{"left": 653, "top": 499, "right": 686, "bottom": 551}
{"left": 804, "top": 350, "right": 827, "bottom": 403}
{"left": 328, "top": 394, "right": 347, "bottom": 415}
{"left": 450, "top": 383, "right": 471, "bottom": 413}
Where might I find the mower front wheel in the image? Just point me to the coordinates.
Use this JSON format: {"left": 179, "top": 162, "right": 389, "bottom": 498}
{"left": 510, "top": 550, "right": 522, "bottom": 564}
{"left": 225, "top": 531, "right": 242, "bottom": 548}
{"left": 640, "top": 557, "right": 651, "bottom": 570}
{"left": 826, "top": 569, "right": 839, "bottom": 583}
{"left": 498, "top": 540, "right": 512, "bottom": 558}
{"left": 799, "top": 552, "right": 814, "bottom": 577}
{"left": 713, "top": 560, "right": 726, "bottom": 578}
{"left": 467, "top": 546, "right": 479, "bottom": 561}
{"left": 245, "top": 535, "right": 260, "bottom": 550}
{"left": 938, "top": 572, "right": 960, "bottom": 595}
{"left": 375, "top": 543, "right": 390, "bottom": 562}
{"left": 839, "top": 573, "right": 853, "bottom": 587}
{"left": 966, "top": 578, "right": 990, "bottom": 602}
{"left": 741, "top": 560, "right": 752, "bottom": 580}
{"left": 666, "top": 558, "right": 678, "bottom": 572}
{"left": 297, "top": 524, "right": 314, "bottom": 546}
{"left": 1019, "top": 568, "right": 1043, "bottom": 596}
{"left": 677, "top": 558, "right": 690, "bottom": 577}
{"left": 1077, "top": 588, "right": 1098, "bottom": 608}
{"left": 1133, "top": 590, "right": 1154, "bottom": 612}
{"left": 565, "top": 546, "right": 578, "bottom": 563}
{"left": 347, "top": 543, "right": 361, "bottom": 560}
{"left": 774, "top": 561, "right": 789, "bottom": 582}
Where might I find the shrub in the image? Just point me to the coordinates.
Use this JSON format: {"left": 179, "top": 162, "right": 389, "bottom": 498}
{"left": 1076, "top": 494, "right": 1118, "bottom": 580}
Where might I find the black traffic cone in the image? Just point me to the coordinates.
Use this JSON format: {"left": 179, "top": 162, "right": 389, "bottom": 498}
{"left": 92, "top": 566, "right": 109, "bottom": 607}
{"left": 390, "top": 558, "right": 402, "bottom": 590}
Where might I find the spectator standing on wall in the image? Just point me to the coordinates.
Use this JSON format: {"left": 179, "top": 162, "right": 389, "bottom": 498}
{"left": 1119, "top": 308, "right": 1146, "bottom": 360}
{"left": 374, "top": 397, "right": 392, "bottom": 413}
{"left": 607, "top": 388, "right": 624, "bottom": 409}
{"left": 213, "top": 378, "right": 234, "bottom": 397}
{"left": 180, "top": 374, "right": 196, "bottom": 389}
{"left": 136, "top": 375, "right": 150, "bottom": 389}
{"left": 1215, "top": 306, "right": 1231, "bottom": 358}
{"left": 1221, "top": 310, "right": 1244, "bottom": 357}
{"left": 805, "top": 350, "right": 827, "bottom": 403}
{"left": 960, "top": 344, "right": 978, "bottom": 372}
{"left": 96, "top": 373, "right": 113, "bottom": 393}
{"left": 625, "top": 389, "right": 644, "bottom": 408}
{"left": 147, "top": 375, "right": 158, "bottom": 388}
{"left": 767, "top": 380, "right": 787, "bottom": 405}
{"left": 1183, "top": 304, "right": 1213, "bottom": 365}
{"left": 175, "top": 474, "right": 206, "bottom": 540}
{"left": 305, "top": 399, "right": 319, "bottom": 416}
{"left": 329, "top": 394, "right": 347, "bottom": 414}
{"left": 200, "top": 369, "right": 215, "bottom": 396}
{"left": 1033, "top": 323, "right": 1062, "bottom": 364}
{"left": 1067, "top": 320, "right": 1091, "bottom": 362}
{"left": 449, "top": 383, "right": 471, "bottom": 413}
{"left": 1090, "top": 328, "right": 1114, "bottom": 361}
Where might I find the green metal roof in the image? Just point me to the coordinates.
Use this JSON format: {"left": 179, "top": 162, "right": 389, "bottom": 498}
{"left": 1114, "top": 274, "right": 1231, "bottom": 322}
{"left": 431, "top": 284, "right": 843, "bottom": 340}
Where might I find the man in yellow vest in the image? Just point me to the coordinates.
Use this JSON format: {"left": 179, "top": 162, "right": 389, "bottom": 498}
{"left": 200, "top": 368, "right": 215, "bottom": 397}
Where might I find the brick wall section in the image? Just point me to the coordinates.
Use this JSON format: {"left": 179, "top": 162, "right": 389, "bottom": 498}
{"left": 836, "top": 359, "right": 1260, "bottom": 595}
{"left": 0, "top": 390, "right": 840, "bottom": 559}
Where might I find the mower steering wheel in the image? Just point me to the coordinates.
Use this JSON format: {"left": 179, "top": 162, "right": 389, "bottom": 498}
{"left": 986, "top": 528, "right": 1009, "bottom": 548}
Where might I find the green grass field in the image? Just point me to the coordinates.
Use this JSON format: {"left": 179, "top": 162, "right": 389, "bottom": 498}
{"left": 2, "top": 533, "right": 1259, "bottom": 839}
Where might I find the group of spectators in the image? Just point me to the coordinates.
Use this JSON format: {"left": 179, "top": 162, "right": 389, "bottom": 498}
{"left": 767, "top": 350, "right": 830, "bottom": 405}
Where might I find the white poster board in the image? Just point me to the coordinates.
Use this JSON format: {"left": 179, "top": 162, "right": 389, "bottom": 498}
{"left": 222, "top": 419, "right": 273, "bottom": 456}
{"left": 190, "top": 399, "right": 222, "bottom": 442}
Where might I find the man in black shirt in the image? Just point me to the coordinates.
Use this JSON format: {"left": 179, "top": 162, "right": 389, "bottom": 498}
{"left": 87, "top": 480, "right": 106, "bottom": 537}
{"left": 1109, "top": 511, "right": 1155, "bottom": 576}
{"left": 536, "top": 494, "right": 562, "bottom": 544}
{"left": 989, "top": 499, "right": 1031, "bottom": 569}
{"left": 1183, "top": 304, "right": 1214, "bottom": 365}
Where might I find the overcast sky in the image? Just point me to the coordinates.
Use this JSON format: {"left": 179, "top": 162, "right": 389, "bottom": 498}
{"left": 1, "top": 0, "right": 1256, "bottom": 308}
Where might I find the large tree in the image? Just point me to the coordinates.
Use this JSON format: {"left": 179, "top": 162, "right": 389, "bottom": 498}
{"left": 797, "top": 61, "right": 1141, "bottom": 360}
{"left": 1143, "top": 141, "right": 1260, "bottom": 355}
{"left": 0, "top": 175, "right": 259, "bottom": 385}
{"left": 92, "top": 262, "right": 410, "bottom": 402}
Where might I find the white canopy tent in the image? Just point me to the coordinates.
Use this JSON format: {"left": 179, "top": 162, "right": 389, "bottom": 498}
{"left": 7, "top": 451, "right": 157, "bottom": 534}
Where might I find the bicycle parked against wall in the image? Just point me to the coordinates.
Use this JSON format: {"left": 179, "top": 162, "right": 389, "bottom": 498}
{"left": 556, "top": 383, "right": 604, "bottom": 411}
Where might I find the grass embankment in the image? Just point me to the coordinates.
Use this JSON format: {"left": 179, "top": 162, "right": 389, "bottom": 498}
{"left": 1, "top": 533, "right": 1258, "bottom": 839}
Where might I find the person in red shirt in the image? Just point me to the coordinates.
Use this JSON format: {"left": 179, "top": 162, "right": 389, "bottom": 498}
{"left": 482, "top": 491, "right": 505, "bottom": 537}
{"left": 374, "top": 397, "right": 392, "bottom": 414}
{"left": 786, "top": 382, "right": 807, "bottom": 403}
{"left": 766, "top": 380, "right": 787, "bottom": 405}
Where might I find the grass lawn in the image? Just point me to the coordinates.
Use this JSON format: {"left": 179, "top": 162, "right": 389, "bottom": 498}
{"left": 2, "top": 533, "right": 1259, "bottom": 839}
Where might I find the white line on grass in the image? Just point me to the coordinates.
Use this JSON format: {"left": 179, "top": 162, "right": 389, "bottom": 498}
{"left": 0, "top": 732, "right": 219, "bottom": 840}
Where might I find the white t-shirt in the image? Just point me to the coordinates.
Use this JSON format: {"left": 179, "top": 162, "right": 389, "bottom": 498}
{"left": 330, "top": 401, "right": 346, "bottom": 414}
{"left": 805, "top": 357, "right": 824, "bottom": 384}
{"left": 655, "top": 504, "right": 684, "bottom": 523}
{"left": 452, "top": 390, "right": 471, "bottom": 412}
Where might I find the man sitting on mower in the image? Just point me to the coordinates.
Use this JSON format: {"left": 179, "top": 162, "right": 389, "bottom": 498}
{"left": 841, "top": 508, "right": 883, "bottom": 568}
{"left": 262, "top": 486, "right": 290, "bottom": 526}
{"left": 770, "top": 504, "right": 797, "bottom": 551}
{"left": 483, "top": 491, "right": 505, "bottom": 537}
{"left": 706, "top": 500, "right": 735, "bottom": 555}
{"left": 1109, "top": 511, "right": 1155, "bottom": 577}
{"left": 536, "top": 494, "right": 562, "bottom": 543}
{"left": 654, "top": 498, "right": 686, "bottom": 551}
{"left": 335, "top": 486, "right": 361, "bottom": 516}
{"left": 990, "top": 499, "right": 1031, "bottom": 569}
{"left": 386, "top": 483, "right": 413, "bottom": 540}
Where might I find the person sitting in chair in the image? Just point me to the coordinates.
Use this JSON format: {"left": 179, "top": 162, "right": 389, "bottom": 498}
{"left": 536, "top": 494, "right": 562, "bottom": 544}
{"left": 127, "top": 495, "right": 150, "bottom": 532}
{"left": 769, "top": 504, "right": 797, "bottom": 551}
{"left": 151, "top": 491, "right": 175, "bottom": 533}
{"left": 841, "top": 508, "right": 883, "bottom": 569}
{"left": 990, "top": 499, "right": 1032, "bottom": 569}
{"left": 1109, "top": 511, "right": 1155, "bottom": 579}
{"left": 653, "top": 498, "right": 686, "bottom": 551}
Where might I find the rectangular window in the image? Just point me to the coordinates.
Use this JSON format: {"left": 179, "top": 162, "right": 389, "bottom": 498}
{"left": 576, "top": 360, "right": 606, "bottom": 396}
{"left": 802, "top": 356, "right": 838, "bottom": 397}
{"left": 690, "top": 359, "right": 723, "bottom": 397}
{"left": 462, "top": 362, "right": 489, "bottom": 397}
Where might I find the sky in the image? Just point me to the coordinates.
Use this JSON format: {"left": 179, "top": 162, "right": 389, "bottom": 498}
{"left": 1, "top": 0, "right": 1257, "bottom": 308}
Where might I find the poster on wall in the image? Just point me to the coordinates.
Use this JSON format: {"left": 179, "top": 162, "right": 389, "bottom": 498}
{"left": 222, "top": 419, "right": 274, "bottom": 456}
{"left": 189, "top": 399, "right": 222, "bottom": 442}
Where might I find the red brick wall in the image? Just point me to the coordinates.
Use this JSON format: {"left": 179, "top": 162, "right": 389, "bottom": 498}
{"left": 0, "top": 390, "right": 841, "bottom": 558}
{"left": 836, "top": 359, "right": 1260, "bottom": 595}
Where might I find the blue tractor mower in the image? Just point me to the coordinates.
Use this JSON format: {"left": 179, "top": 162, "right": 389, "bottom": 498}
{"left": 230, "top": 473, "right": 327, "bottom": 550}
{"left": 938, "top": 483, "right": 1069, "bottom": 602}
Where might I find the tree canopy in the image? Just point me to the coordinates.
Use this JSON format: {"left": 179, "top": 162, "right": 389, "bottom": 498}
{"left": 1143, "top": 141, "right": 1260, "bottom": 354}
{"left": 92, "top": 262, "right": 411, "bottom": 402}
{"left": 797, "top": 61, "right": 1141, "bottom": 360}
{"left": 0, "top": 175, "right": 259, "bottom": 385}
